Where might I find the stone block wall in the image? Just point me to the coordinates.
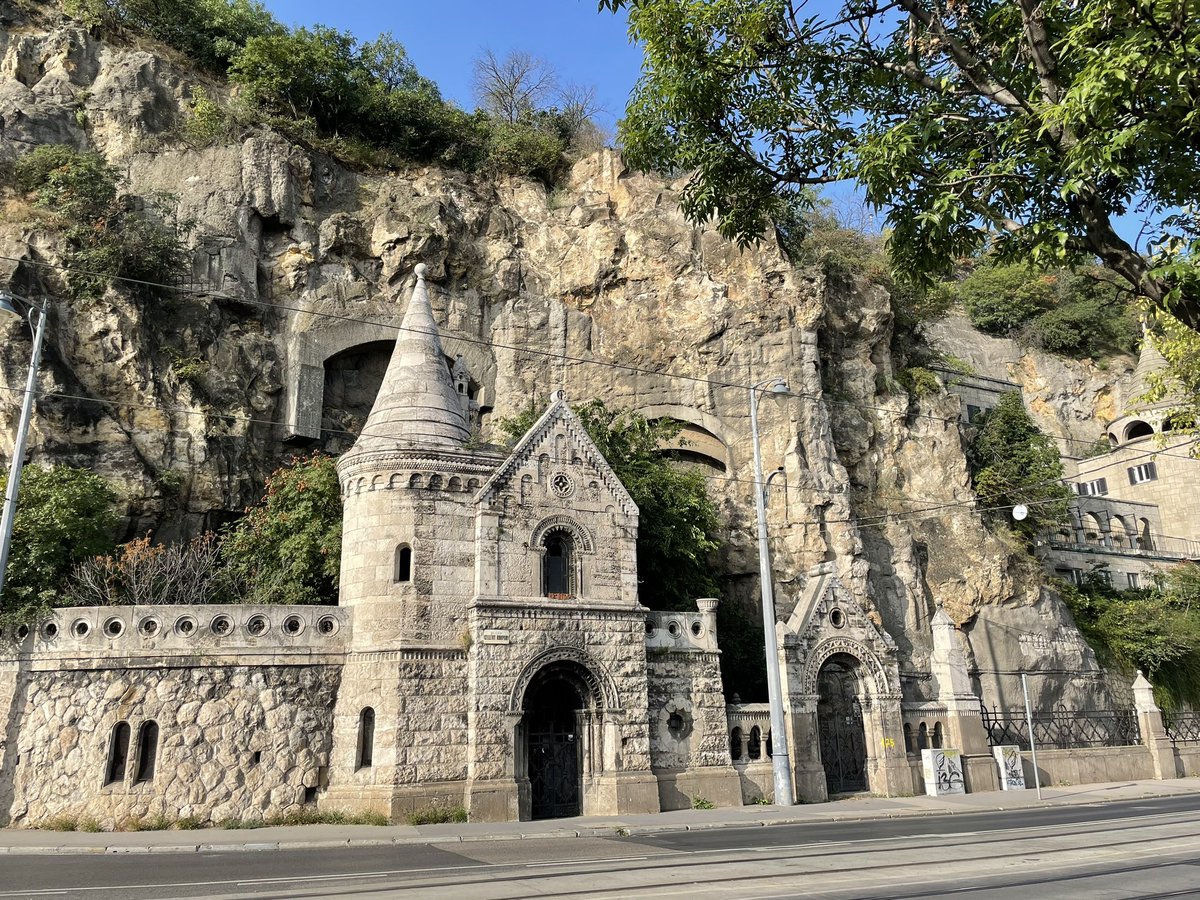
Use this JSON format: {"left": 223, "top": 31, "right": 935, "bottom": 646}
{"left": 2, "top": 663, "right": 341, "bottom": 828}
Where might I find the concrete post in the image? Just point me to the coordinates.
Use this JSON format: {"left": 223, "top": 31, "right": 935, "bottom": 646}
{"left": 1132, "top": 670, "right": 1176, "bottom": 780}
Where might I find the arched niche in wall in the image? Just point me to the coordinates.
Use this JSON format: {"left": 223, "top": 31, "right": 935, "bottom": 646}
{"left": 635, "top": 404, "right": 735, "bottom": 474}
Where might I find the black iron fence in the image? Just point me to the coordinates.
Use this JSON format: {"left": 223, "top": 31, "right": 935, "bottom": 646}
{"left": 980, "top": 704, "right": 1141, "bottom": 750}
{"left": 1163, "top": 710, "right": 1200, "bottom": 746}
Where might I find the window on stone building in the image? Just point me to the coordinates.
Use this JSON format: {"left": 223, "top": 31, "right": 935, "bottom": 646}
{"left": 358, "top": 707, "right": 375, "bottom": 769}
{"left": 1128, "top": 462, "right": 1158, "bottom": 485}
{"left": 134, "top": 721, "right": 159, "bottom": 783}
{"left": 105, "top": 721, "right": 131, "bottom": 786}
{"left": 729, "top": 727, "right": 743, "bottom": 761}
{"left": 748, "top": 726, "right": 762, "bottom": 760}
{"left": 1127, "top": 572, "right": 1142, "bottom": 590}
{"left": 542, "top": 530, "right": 574, "bottom": 597}
{"left": 932, "top": 722, "right": 943, "bottom": 750}
{"left": 917, "top": 722, "right": 929, "bottom": 751}
{"left": 1077, "top": 478, "right": 1109, "bottom": 497}
{"left": 394, "top": 545, "right": 412, "bottom": 583}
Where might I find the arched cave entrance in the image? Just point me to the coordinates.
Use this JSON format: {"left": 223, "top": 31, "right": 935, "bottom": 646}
{"left": 816, "top": 654, "right": 868, "bottom": 794}
{"left": 521, "top": 661, "right": 596, "bottom": 819}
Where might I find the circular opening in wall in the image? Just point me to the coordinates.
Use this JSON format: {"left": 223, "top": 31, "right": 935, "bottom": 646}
{"left": 138, "top": 617, "right": 160, "bottom": 637}
{"left": 282, "top": 615, "right": 304, "bottom": 636}
{"left": 15, "top": 624, "right": 29, "bottom": 641}
{"left": 690, "top": 620, "right": 703, "bottom": 637}
{"left": 72, "top": 620, "right": 89, "bottom": 638}
{"left": 42, "top": 622, "right": 59, "bottom": 640}
{"left": 667, "top": 712, "right": 685, "bottom": 737}
{"left": 174, "top": 616, "right": 197, "bottom": 637}
{"left": 210, "top": 615, "right": 232, "bottom": 636}
{"left": 667, "top": 621, "right": 681, "bottom": 638}
{"left": 829, "top": 608, "right": 846, "bottom": 629}
{"left": 316, "top": 616, "right": 338, "bottom": 636}
{"left": 103, "top": 618, "right": 124, "bottom": 638}
{"left": 246, "top": 615, "right": 268, "bottom": 636}
{"left": 645, "top": 619, "right": 655, "bottom": 635}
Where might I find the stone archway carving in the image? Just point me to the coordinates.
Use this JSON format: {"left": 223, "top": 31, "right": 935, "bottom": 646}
{"left": 509, "top": 646, "right": 619, "bottom": 714}
{"left": 529, "top": 515, "right": 596, "bottom": 554}
{"left": 800, "top": 637, "right": 891, "bottom": 697}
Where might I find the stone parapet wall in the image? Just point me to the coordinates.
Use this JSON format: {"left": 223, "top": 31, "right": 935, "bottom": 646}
{"left": 0, "top": 605, "right": 350, "bottom": 666}
{"left": 1, "top": 663, "right": 341, "bottom": 829}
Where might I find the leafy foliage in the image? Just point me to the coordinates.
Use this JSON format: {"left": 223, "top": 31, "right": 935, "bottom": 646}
{"left": 220, "top": 453, "right": 343, "bottom": 605}
{"left": 601, "top": 0, "right": 1200, "bottom": 332}
{"left": 1061, "top": 563, "right": 1200, "bottom": 709}
{"left": 0, "top": 466, "right": 119, "bottom": 618}
{"left": 949, "top": 261, "right": 1139, "bottom": 357}
{"left": 64, "top": 0, "right": 282, "bottom": 70}
{"left": 497, "top": 399, "right": 722, "bottom": 608}
{"left": 965, "top": 393, "right": 1071, "bottom": 537}
{"left": 12, "top": 145, "right": 191, "bottom": 300}
{"left": 1142, "top": 312, "right": 1200, "bottom": 447}
{"left": 67, "top": 533, "right": 233, "bottom": 606}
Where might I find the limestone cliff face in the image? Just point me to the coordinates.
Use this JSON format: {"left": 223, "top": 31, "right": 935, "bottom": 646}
{"left": 0, "top": 11, "right": 1110, "bottom": 706}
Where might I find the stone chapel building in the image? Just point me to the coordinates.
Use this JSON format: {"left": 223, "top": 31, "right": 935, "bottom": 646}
{"left": 0, "top": 266, "right": 1003, "bottom": 828}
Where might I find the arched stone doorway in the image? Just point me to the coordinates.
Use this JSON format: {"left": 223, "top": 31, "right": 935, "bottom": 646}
{"left": 816, "top": 654, "right": 868, "bottom": 794}
{"left": 520, "top": 661, "right": 599, "bottom": 819}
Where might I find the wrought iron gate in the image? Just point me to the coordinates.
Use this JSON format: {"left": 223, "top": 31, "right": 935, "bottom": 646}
{"left": 529, "top": 718, "right": 581, "bottom": 819}
{"left": 817, "top": 663, "right": 868, "bottom": 794}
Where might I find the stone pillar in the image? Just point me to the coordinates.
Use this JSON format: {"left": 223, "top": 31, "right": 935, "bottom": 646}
{"left": 1133, "top": 670, "right": 1176, "bottom": 780}
{"left": 930, "top": 608, "right": 989, "bottom": 755}
{"left": 697, "top": 597, "right": 718, "bottom": 639}
{"left": 868, "top": 692, "right": 913, "bottom": 796}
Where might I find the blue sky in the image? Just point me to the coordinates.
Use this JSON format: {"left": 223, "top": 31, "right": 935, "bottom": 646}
{"left": 259, "top": 0, "right": 643, "bottom": 134}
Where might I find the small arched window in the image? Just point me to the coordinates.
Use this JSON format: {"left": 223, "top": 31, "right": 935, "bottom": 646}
{"left": 903, "top": 723, "right": 914, "bottom": 754}
{"left": 748, "top": 726, "right": 762, "bottom": 760}
{"left": 105, "top": 721, "right": 131, "bottom": 786}
{"left": 729, "top": 727, "right": 743, "bottom": 761}
{"left": 932, "top": 722, "right": 944, "bottom": 750}
{"left": 917, "top": 722, "right": 929, "bottom": 751}
{"left": 542, "top": 530, "right": 573, "bottom": 597}
{"left": 357, "top": 707, "right": 375, "bottom": 769}
{"left": 394, "top": 545, "right": 412, "bottom": 583}
{"left": 135, "top": 721, "right": 159, "bottom": 783}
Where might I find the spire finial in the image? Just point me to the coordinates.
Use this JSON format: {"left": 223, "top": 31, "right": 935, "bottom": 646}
{"left": 414, "top": 263, "right": 428, "bottom": 280}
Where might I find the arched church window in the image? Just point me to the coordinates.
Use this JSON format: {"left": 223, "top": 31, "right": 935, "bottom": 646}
{"left": 542, "top": 529, "right": 573, "bottom": 597}
{"left": 105, "top": 721, "right": 131, "bottom": 786}
{"left": 135, "top": 721, "right": 159, "bottom": 783}
{"left": 358, "top": 707, "right": 375, "bottom": 769}
{"left": 395, "top": 545, "right": 412, "bottom": 583}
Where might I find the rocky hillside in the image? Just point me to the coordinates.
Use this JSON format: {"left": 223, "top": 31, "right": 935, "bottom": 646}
{"left": 0, "top": 6, "right": 1119, "bottom": 706}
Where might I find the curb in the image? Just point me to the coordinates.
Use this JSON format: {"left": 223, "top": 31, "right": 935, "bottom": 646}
{"left": 2, "top": 786, "right": 1196, "bottom": 856}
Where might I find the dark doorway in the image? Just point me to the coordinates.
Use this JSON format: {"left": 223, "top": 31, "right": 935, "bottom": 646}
{"left": 817, "top": 655, "right": 868, "bottom": 794}
{"left": 524, "top": 667, "right": 585, "bottom": 819}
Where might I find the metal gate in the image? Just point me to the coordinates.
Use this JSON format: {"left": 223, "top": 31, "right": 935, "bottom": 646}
{"left": 817, "top": 662, "right": 868, "bottom": 794}
{"left": 529, "top": 718, "right": 581, "bottom": 819}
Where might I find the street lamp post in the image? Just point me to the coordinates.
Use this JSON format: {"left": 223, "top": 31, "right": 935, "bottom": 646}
{"left": 749, "top": 376, "right": 795, "bottom": 806}
{"left": 0, "top": 290, "right": 48, "bottom": 603}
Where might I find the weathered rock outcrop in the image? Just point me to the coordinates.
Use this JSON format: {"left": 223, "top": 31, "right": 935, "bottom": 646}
{"left": 0, "top": 9, "right": 1111, "bottom": 707}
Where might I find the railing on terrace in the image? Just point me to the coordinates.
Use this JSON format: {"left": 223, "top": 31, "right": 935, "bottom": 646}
{"left": 980, "top": 704, "right": 1141, "bottom": 750}
{"left": 1163, "top": 710, "right": 1200, "bottom": 746}
{"left": 1043, "top": 533, "right": 1200, "bottom": 561}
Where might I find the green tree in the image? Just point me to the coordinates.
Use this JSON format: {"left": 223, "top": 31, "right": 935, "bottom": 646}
{"left": 601, "top": 0, "right": 1200, "bottom": 331}
{"left": 1062, "top": 563, "right": 1200, "bottom": 709}
{"left": 498, "top": 399, "right": 722, "bottom": 608}
{"left": 965, "top": 393, "right": 1071, "bottom": 536}
{"left": 0, "top": 465, "right": 119, "bottom": 616}
{"left": 13, "top": 145, "right": 191, "bottom": 300}
{"left": 220, "top": 453, "right": 343, "bottom": 605}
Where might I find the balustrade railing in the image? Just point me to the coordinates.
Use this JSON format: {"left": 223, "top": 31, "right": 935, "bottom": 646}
{"left": 979, "top": 704, "right": 1141, "bottom": 750}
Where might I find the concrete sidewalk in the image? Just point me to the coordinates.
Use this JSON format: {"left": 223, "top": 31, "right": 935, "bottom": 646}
{"left": 3, "top": 777, "right": 1198, "bottom": 855}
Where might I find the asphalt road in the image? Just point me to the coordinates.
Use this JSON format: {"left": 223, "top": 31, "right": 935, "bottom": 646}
{"left": 5, "top": 794, "right": 1200, "bottom": 900}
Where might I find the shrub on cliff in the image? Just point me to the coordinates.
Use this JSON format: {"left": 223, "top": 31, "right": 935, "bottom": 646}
{"left": 0, "top": 465, "right": 119, "bottom": 616}
{"left": 220, "top": 453, "right": 342, "bottom": 605}
{"left": 966, "top": 393, "right": 1071, "bottom": 537}
{"left": 12, "top": 145, "right": 192, "bottom": 300}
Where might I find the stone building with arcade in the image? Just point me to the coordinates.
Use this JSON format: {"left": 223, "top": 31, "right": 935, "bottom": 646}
{"left": 0, "top": 266, "right": 1185, "bottom": 829}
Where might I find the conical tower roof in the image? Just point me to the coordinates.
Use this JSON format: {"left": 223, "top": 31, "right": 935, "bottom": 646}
{"left": 349, "top": 265, "right": 469, "bottom": 454}
{"left": 1126, "top": 327, "right": 1175, "bottom": 415}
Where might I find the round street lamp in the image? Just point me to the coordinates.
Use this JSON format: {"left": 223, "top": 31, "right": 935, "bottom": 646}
{"left": 749, "top": 376, "right": 795, "bottom": 806}
{"left": 0, "top": 290, "right": 49, "bottom": 604}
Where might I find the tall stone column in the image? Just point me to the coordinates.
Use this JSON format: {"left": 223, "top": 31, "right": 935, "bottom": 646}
{"left": 930, "top": 608, "right": 989, "bottom": 755}
{"left": 1133, "top": 670, "right": 1177, "bottom": 780}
